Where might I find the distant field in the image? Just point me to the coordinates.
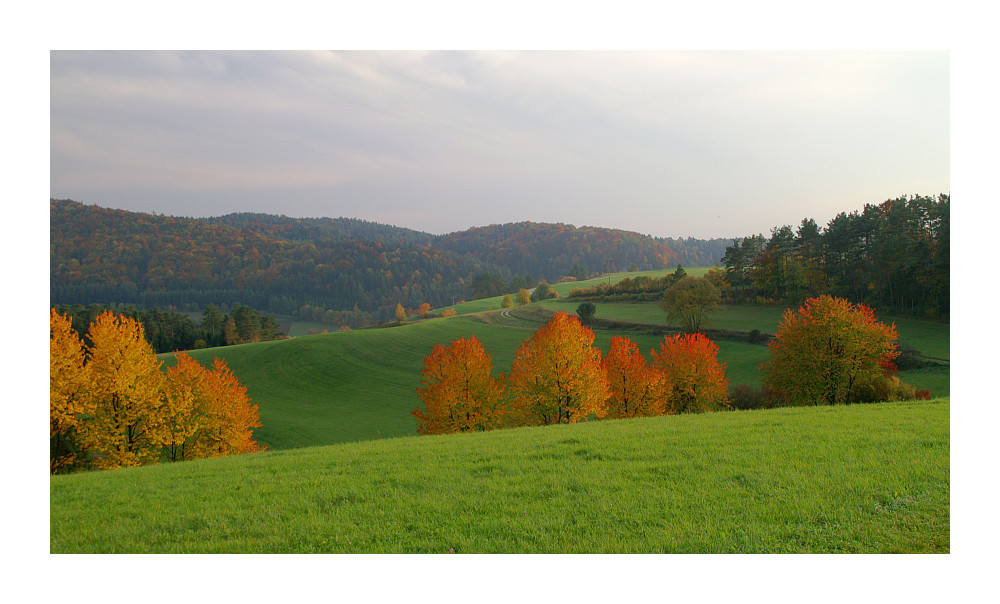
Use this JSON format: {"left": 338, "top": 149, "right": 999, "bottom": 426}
{"left": 50, "top": 398, "right": 949, "bottom": 554}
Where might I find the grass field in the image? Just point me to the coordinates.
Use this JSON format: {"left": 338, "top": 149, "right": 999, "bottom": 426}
{"left": 49, "top": 398, "right": 949, "bottom": 553}
{"left": 159, "top": 275, "right": 949, "bottom": 452}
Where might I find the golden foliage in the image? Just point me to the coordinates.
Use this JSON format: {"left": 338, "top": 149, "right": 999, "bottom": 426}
{"left": 508, "top": 312, "right": 609, "bottom": 425}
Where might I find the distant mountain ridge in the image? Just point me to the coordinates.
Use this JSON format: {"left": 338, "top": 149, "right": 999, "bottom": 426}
{"left": 50, "top": 199, "right": 726, "bottom": 320}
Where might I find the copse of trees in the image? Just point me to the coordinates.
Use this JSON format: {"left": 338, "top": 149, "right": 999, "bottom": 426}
{"left": 50, "top": 309, "right": 264, "bottom": 473}
{"left": 412, "top": 294, "right": 919, "bottom": 436}
{"left": 721, "top": 194, "right": 949, "bottom": 317}
{"left": 410, "top": 312, "right": 731, "bottom": 436}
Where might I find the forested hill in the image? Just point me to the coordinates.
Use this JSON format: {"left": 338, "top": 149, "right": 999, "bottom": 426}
{"left": 200, "top": 212, "right": 435, "bottom": 248}
{"left": 432, "top": 222, "right": 678, "bottom": 278}
{"left": 50, "top": 200, "right": 689, "bottom": 320}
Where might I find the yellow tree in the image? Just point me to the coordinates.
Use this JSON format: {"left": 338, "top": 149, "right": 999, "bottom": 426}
{"left": 79, "top": 310, "right": 166, "bottom": 469}
{"left": 516, "top": 289, "right": 531, "bottom": 306}
{"left": 651, "top": 333, "right": 729, "bottom": 413}
{"left": 50, "top": 309, "right": 90, "bottom": 472}
{"left": 501, "top": 294, "right": 514, "bottom": 309}
{"left": 160, "top": 352, "right": 205, "bottom": 462}
{"left": 395, "top": 303, "right": 407, "bottom": 323}
{"left": 602, "top": 336, "right": 665, "bottom": 419}
{"left": 508, "top": 312, "right": 610, "bottom": 425}
{"left": 412, "top": 336, "right": 508, "bottom": 434}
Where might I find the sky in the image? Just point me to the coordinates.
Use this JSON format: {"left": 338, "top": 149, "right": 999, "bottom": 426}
{"left": 50, "top": 49, "right": 950, "bottom": 239}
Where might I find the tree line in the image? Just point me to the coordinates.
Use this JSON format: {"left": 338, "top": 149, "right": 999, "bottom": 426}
{"left": 721, "top": 194, "right": 949, "bottom": 317}
{"left": 412, "top": 295, "right": 919, "bottom": 435}
{"left": 50, "top": 309, "right": 264, "bottom": 473}
{"left": 53, "top": 303, "right": 284, "bottom": 353}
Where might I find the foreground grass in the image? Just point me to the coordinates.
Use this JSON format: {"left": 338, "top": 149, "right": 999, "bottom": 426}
{"left": 51, "top": 399, "right": 949, "bottom": 554}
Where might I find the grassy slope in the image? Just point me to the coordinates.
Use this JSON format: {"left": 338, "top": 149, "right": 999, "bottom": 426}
{"left": 50, "top": 398, "right": 950, "bottom": 554}
{"left": 160, "top": 269, "right": 949, "bottom": 451}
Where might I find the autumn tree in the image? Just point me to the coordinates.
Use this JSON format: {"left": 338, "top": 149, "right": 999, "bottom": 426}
{"left": 412, "top": 337, "right": 508, "bottom": 434}
{"left": 50, "top": 309, "right": 90, "bottom": 472}
{"left": 516, "top": 288, "right": 531, "bottom": 306}
{"left": 418, "top": 302, "right": 432, "bottom": 318}
{"left": 160, "top": 352, "right": 204, "bottom": 462}
{"left": 441, "top": 307, "right": 457, "bottom": 317}
{"left": 192, "top": 357, "right": 265, "bottom": 456}
{"left": 659, "top": 276, "right": 721, "bottom": 333}
{"left": 77, "top": 311, "right": 166, "bottom": 469}
{"left": 508, "top": 312, "right": 610, "bottom": 425}
{"left": 395, "top": 303, "right": 407, "bottom": 323}
{"left": 501, "top": 294, "right": 514, "bottom": 309}
{"left": 602, "top": 336, "right": 665, "bottom": 419}
{"left": 651, "top": 333, "right": 729, "bottom": 413}
{"left": 761, "top": 295, "right": 900, "bottom": 405}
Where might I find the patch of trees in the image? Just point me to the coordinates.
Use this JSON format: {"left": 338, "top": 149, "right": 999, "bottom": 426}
{"left": 50, "top": 309, "right": 264, "bottom": 473}
{"left": 569, "top": 265, "right": 726, "bottom": 303}
{"left": 411, "top": 312, "right": 730, "bottom": 435}
{"left": 721, "top": 194, "right": 949, "bottom": 317}
{"left": 53, "top": 303, "right": 283, "bottom": 353}
{"left": 412, "top": 295, "right": 920, "bottom": 434}
{"left": 470, "top": 272, "right": 538, "bottom": 300}
{"left": 659, "top": 236, "right": 732, "bottom": 267}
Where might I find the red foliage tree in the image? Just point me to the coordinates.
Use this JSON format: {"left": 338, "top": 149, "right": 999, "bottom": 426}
{"left": 650, "top": 333, "right": 729, "bottom": 413}
{"left": 412, "top": 337, "right": 508, "bottom": 434}
{"left": 602, "top": 336, "right": 665, "bottom": 418}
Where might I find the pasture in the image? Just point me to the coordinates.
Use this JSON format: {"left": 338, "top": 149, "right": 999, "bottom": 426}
{"left": 162, "top": 270, "right": 950, "bottom": 451}
{"left": 50, "top": 398, "right": 949, "bottom": 553}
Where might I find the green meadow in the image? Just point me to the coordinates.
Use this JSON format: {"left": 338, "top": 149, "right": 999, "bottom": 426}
{"left": 161, "top": 268, "right": 947, "bottom": 452}
{"left": 50, "top": 398, "right": 949, "bottom": 553}
{"left": 58, "top": 267, "right": 950, "bottom": 554}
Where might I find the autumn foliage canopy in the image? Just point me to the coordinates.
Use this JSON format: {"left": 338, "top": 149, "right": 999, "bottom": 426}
{"left": 509, "top": 312, "right": 610, "bottom": 425}
{"left": 761, "top": 295, "right": 900, "bottom": 405}
{"left": 651, "top": 333, "right": 730, "bottom": 413}
{"left": 412, "top": 311, "right": 734, "bottom": 436}
{"left": 50, "top": 309, "right": 263, "bottom": 472}
{"left": 412, "top": 337, "right": 507, "bottom": 434}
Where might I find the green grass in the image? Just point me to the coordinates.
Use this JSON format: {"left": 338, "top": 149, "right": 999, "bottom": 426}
{"left": 163, "top": 315, "right": 540, "bottom": 450}
{"left": 160, "top": 292, "right": 949, "bottom": 452}
{"left": 50, "top": 398, "right": 949, "bottom": 553}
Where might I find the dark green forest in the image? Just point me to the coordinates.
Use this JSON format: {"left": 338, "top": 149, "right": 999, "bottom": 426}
{"left": 720, "top": 194, "right": 949, "bottom": 317}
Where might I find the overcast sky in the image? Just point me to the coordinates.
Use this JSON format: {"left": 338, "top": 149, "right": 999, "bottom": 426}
{"left": 50, "top": 50, "right": 949, "bottom": 239}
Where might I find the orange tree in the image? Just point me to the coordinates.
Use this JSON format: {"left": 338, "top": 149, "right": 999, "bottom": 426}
{"left": 602, "top": 336, "right": 665, "bottom": 419}
{"left": 412, "top": 336, "right": 507, "bottom": 434}
{"left": 650, "top": 332, "right": 729, "bottom": 413}
{"left": 194, "top": 357, "right": 265, "bottom": 456}
{"left": 508, "top": 312, "right": 610, "bottom": 425}
{"left": 761, "top": 295, "right": 900, "bottom": 405}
